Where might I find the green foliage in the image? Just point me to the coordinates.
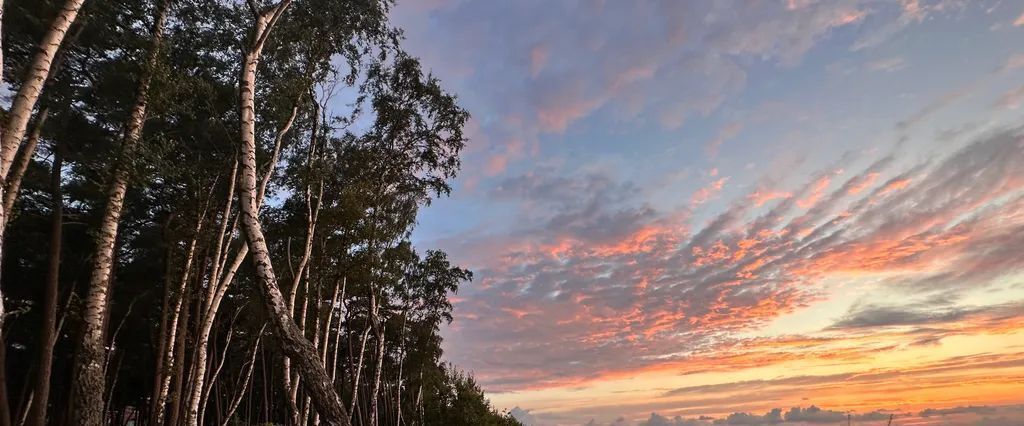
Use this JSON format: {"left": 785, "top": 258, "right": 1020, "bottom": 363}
{"left": 0, "top": 0, "right": 506, "bottom": 424}
{"left": 421, "top": 365, "right": 523, "bottom": 426}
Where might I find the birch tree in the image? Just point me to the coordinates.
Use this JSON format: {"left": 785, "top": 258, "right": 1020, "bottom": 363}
{"left": 71, "top": 1, "right": 170, "bottom": 424}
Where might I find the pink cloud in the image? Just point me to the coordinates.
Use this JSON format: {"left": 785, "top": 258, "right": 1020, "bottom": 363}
{"left": 797, "top": 175, "right": 832, "bottom": 208}
{"left": 529, "top": 44, "right": 547, "bottom": 78}
{"left": 705, "top": 122, "right": 744, "bottom": 158}
{"left": 748, "top": 189, "right": 793, "bottom": 207}
{"left": 994, "top": 85, "right": 1024, "bottom": 109}
{"left": 691, "top": 177, "right": 729, "bottom": 206}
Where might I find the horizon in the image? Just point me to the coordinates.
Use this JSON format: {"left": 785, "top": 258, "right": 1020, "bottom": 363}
{"left": 393, "top": 1, "right": 1024, "bottom": 424}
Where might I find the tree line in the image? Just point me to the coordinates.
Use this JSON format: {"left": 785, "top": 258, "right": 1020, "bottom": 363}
{"left": 0, "top": 0, "right": 520, "bottom": 425}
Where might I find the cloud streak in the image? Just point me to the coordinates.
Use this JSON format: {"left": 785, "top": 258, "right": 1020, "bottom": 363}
{"left": 442, "top": 126, "right": 1024, "bottom": 393}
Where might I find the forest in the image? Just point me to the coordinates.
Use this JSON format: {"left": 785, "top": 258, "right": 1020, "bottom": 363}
{"left": 0, "top": 0, "right": 520, "bottom": 425}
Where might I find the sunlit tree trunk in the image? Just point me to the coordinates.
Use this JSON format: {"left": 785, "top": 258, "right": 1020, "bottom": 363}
{"left": 0, "top": 0, "right": 85, "bottom": 176}
{"left": 3, "top": 20, "right": 84, "bottom": 224}
{"left": 236, "top": 2, "right": 349, "bottom": 423}
{"left": 0, "top": 3, "right": 84, "bottom": 418}
{"left": 71, "top": 2, "right": 169, "bottom": 424}
{"left": 2, "top": 109, "right": 48, "bottom": 223}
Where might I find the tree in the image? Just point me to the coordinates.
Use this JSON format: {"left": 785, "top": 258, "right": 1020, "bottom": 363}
{"left": 0, "top": 1, "right": 520, "bottom": 425}
{"left": 70, "top": 2, "right": 170, "bottom": 423}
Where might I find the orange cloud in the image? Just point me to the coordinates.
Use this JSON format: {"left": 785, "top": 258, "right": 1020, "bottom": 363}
{"left": 797, "top": 176, "right": 831, "bottom": 208}
{"left": 691, "top": 177, "right": 729, "bottom": 206}
{"left": 847, "top": 172, "right": 879, "bottom": 195}
{"left": 748, "top": 189, "right": 793, "bottom": 207}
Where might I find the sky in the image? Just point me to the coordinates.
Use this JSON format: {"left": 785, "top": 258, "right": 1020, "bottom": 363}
{"left": 386, "top": 1, "right": 1024, "bottom": 424}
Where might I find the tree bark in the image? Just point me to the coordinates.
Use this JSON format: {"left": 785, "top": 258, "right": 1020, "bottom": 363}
{"left": 3, "top": 18, "right": 84, "bottom": 225}
{"left": 2, "top": 109, "right": 49, "bottom": 224}
{"left": 0, "top": 0, "right": 85, "bottom": 178}
{"left": 26, "top": 147, "right": 62, "bottom": 426}
{"left": 167, "top": 290, "right": 193, "bottom": 426}
{"left": 349, "top": 325, "right": 372, "bottom": 418}
{"left": 149, "top": 216, "right": 177, "bottom": 424}
{"left": 369, "top": 323, "right": 386, "bottom": 426}
{"left": 219, "top": 327, "right": 264, "bottom": 426}
{"left": 0, "top": 2, "right": 84, "bottom": 416}
{"left": 70, "top": 1, "right": 169, "bottom": 424}
{"left": 153, "top": 218, "right": 203, "bottom": 426}
{"left": 236, "top": 2, "right": 349, "bottom": 424}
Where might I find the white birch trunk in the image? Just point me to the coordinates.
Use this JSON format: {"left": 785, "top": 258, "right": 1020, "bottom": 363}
{"left": 71, "top": 2, "right": 168, "bottom": 424}
{"left": 236, "top": 3, "right": 348, "bottom": 424}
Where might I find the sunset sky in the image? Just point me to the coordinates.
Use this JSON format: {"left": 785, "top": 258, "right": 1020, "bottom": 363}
{"left": 386, "top": 1, "right": 1024, "bottom": 424}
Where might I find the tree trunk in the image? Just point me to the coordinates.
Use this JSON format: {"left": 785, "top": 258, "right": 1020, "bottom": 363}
{"left": 369, "top": 323, "right": 386, "bottom": 426}
{"left": 219, "top": 327, "right": 264, "bottom": 426}
{"left": 0, "top": 2, "right": 84, "bottom": 417}
{"left": 349, "top": 325, "right": 371, "bottom": 417}
{"left": 187, "top": 98, "right": 295, "bottom": 426}
{"left": 2, "top": 109, "right": 49, "bottom": 224}
{"left": 26, "top": 147, "right": 62, "bottom": 426}
{"left": 0, "top": 0, "right": 85, "bottom": 177}
{"left": 149, "top": 216, "right": 177, "bottom": 424}
{"left": 236, "top": 3, "right": 349, "bottom": 424}
{"left": 153, "top": 220, "right": 202, "bottom": 426}
{"left": 198, "top": 308, "right": 243, "bottom": 426}
{"left": 70, "top": 2, "right": 169, "bottom": 424}
{"left": 167, "top": 292, "right": 193, "bottom": 426}
{"left": 3, "top": 19, "right": 84, "bottom": 224}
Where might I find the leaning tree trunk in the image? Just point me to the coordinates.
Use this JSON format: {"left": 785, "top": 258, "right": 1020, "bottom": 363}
{"left": 0, "top": 0, "right": 85, "bottom": 176}
{"left": 236, "top": 2, "right": 350, "bottom": 424}
{"left": 0, "top": 2, "right": 84, "bottom": 415}
{"left": 3, "top": 19, "right": 85, "bottom": 225}
{"left": 3, "top": 109, "right": 50, "bottom": 222}
{"left": 185, "top": 100, "right": 296, "bottom": 426}
{"left": 285, "top": 118, "right": 324, "bottom": 426}
{"left": 70, "top": 2, "right": 169, "bottom": 424}
{"left": 26, "top": 146, "right": 63, "bottom": 426}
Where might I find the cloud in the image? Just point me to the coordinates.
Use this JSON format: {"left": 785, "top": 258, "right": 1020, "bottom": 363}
{"left": 391, "top": 0, "right": 941, "bottom": 179}
{"left": 510, "top": 406, "right": 543, "bottom": 426}
{"left": 865, "top": 56, "right": 907, "bottom": 72}
{"left": 995, "top": 53, "right": 1024, "bottom": 74}
{"left": 896, "top": 83, "right": 977, "bottom": 131}
{"left": 706, "top": 123, "right": 744, "bottom": 158}
{"left": 785, "top": 406, "right": 888, "bottom": 423}
{"left": 829, "top": 301, "right": 1024, "bottom": 333}
{"left": 639, "top": 413, "right": 712, "bottom": 426}
{"left": 716, "top": 408, "right": 782, "bottom": 425}
{"left": 438, "top": 125, "right": 1024, "bottom": 393}
{"left": 920, "top": 405, "right": 997, "bottom": 417}
{"left": 691, "top": 177, "right": 729, "bottom": 207}
{"left": 994, "top": 85, "right": 1024, "bottom": 110}
{"left": 851, "top": 0, "right": 963, "bottom": 51}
